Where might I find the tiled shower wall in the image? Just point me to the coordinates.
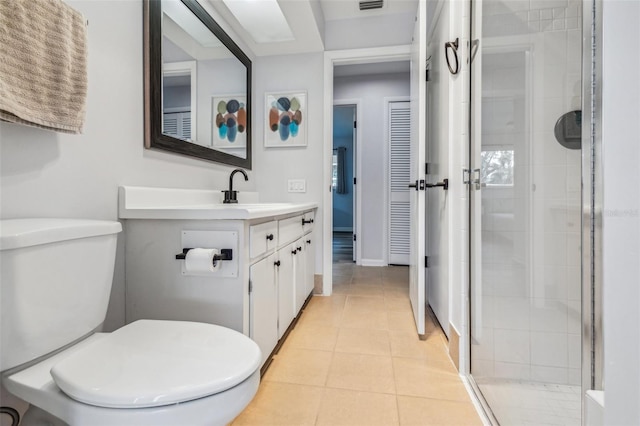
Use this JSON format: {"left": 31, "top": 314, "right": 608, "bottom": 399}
{"left": 472, "top": 0, "right": 582, "bottom": 386}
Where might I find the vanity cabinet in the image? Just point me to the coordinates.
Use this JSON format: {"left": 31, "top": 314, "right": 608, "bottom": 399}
{"left": 248, "top": 212, "right": 315, "bottom": 365}
{"left": 120, "top": 186, "right": 317, "bottom": 372}
{"left": 249, "top": 253, "right": 278, "bottom": 367}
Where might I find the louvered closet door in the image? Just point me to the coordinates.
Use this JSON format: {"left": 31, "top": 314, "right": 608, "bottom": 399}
{"left": 389, "top": 101, "right": 411, "bottom": 265}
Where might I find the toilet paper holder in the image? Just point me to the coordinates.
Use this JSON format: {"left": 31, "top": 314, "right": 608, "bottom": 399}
{"left": 175, "top": 248, "right": 233, "bottom": 264}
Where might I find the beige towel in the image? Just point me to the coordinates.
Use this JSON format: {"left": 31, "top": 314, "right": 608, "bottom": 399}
{"left": 0, "top": 0, "right": 87, "bottom": 134}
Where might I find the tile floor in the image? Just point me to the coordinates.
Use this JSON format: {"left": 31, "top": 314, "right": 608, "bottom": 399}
{"left": 232, "top": 264, "right": 483, "bottom": 426}
{"left": 477, "top": 380, "right": 581, "bottom": 425}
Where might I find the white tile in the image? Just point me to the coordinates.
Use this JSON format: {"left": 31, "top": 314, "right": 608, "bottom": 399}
{"left": 542, "top": 232, "right": 567, "bottom": 267}
{"left": 529, "top": 9, "right": 540, "bottom": 21}
{"left": 553, "top": 7, "right": 566, "bottom": 18}
{"left": 537, "top": 266, "right": 568, "bottom": 300}
{"left": 565, "top": 17, "right": 579, "bottom": 29}
{"left": 531, "top": 365, "right": 569, "bottom": 384}
{"left": 494, "top": 329, "right": 531, "bottom": 363}
{"left": 543, "top": 199, "right": 568, "bottom": 232}
{"left": 568, "top": 333, "right": 581, "bottom": 368}
{"left": 494, "top": 297, "right": 531, "bottom": 330}
{"left": 568, "top": 368, "right": 581, "bottom": 386}
{"left": 567, "top": 300, "right": 581, "bottom": 333}
{"left": 540, "top": 8, "right": 554, "bottom": 19}
{"left": 540, "top": 18, "right": 553, "bottom": 32}
{"left": 530, "top": 299, "right": 568, "bottom": 332}
{"left": 494, "top": 361, "right": 531, "bottom": 380}
{"left": 531, "top": 332, "right": 568, "bottom": 367}
{"left": 553, "top": 18, "right": 565, "bottom": 30}
{"left": 472, "top": 327, "right": 495, "bottom": 361}
{"left": 566, "top": 3, "right": 579, "bottom": 17}
{"left": 567, "top": 266, "right": 581, "bottom": 301}
{"left": 566, "top": 232, "right": 581, "bottom": 266}
{"left": 472, "top": 359, "right": 495, "bottom": 378}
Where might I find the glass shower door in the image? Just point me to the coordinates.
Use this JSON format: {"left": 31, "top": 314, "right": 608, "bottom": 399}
{"left": 469, "top": 0, "right": 583, "bottom": 424}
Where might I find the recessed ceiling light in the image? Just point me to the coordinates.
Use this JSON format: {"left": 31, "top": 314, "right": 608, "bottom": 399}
{"left": 221, "top": 0, "right": 295, "bottom": 43}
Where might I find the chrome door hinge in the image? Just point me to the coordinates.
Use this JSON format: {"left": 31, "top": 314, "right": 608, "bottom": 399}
{"left": 464, "top": 168, "right": 482, "bottom": 190}
{"left": 463, "top": 168, "right": 471, "bottom": 184}
{"left": 471, "top": 168, "right": 482, "bottom": 190}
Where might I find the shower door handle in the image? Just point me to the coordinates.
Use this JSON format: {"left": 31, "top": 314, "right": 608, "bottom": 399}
{"left": 426, "top": 179, "right": 449, "bottom": 191}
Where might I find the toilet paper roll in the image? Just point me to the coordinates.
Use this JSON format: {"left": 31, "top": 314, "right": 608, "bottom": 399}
{"left": 184, "top": 248, "right": 221, "bottom": 273}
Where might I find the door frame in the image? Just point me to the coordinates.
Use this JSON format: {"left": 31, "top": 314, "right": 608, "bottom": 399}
{"left": 333, "top": 100, "right": 362, "bottom": 265}
{"left": 323, "top": 45, "right": 412, "bottom": 295}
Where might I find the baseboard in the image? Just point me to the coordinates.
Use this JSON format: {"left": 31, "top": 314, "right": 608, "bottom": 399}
{"left": 332, "top": 227, "right": 353, "bottom": 232}
{"left": 360, "top": 259, "right": 385, "bottom": 267}
{"left": 313, "top": 274, "right": 323, "bottom": 294}
{"left": 449, "top": 323, "right": 461, "bottom": 371}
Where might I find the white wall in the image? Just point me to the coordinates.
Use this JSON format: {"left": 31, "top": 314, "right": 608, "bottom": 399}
{"left": 324, "top": 14, "right": 415, "bottom": 51}
{"left": 334, "top": 72, "right": 410, "bottom": 264}
{"left": 252, "top": 53, "right": 326, "bottom": 273}
{"left": 602, "top": 0, "right": 640, "bottom": 424}
{"left": 0, "top": 0, "right": 257, "bottom": 332}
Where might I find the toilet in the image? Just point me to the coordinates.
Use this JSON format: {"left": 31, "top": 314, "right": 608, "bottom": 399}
{"left": 0, "top": 218, "right": 261, "bottom": 426}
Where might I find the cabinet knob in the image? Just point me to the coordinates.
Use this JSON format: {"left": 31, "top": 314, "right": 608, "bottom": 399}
{"left": 297, "top": 246, "right": 302, "bottom": 251}
{"left": 274, "top": 260, "right": 281, "bottom": 267}
{"left": 306, "top": 239, "right": 311, "bottom": 244}
{"left": 302, "top": 218, "right": 314, "bottom": 225}
{"left": 266, "top": 233, "right": 274, "bottom": 241}
{"left": 292, "top": 249, "right": 298, "bottom": 255}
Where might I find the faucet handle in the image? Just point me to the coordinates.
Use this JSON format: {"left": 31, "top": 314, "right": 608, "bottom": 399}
{"left": 221, "top": 190, "right": 238, "bottom": 204}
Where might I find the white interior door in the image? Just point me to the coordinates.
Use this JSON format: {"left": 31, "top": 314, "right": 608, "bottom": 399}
{"left": 389, "top": 101, "right": 411, "bottom": 265}
{"left": 409, "top": 0, "right": 427, "bottom": 337}
{"left": 425, "top": 0, "right": 451, "bottom": 338}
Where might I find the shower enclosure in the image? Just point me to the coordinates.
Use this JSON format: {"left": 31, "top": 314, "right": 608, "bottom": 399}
{"left": 468, "top": 0, "right": 586, "bottom": 423}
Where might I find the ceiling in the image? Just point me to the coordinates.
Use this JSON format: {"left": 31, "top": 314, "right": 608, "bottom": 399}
{"left": 206, "top": 0, "right": 418, "bottom": 57}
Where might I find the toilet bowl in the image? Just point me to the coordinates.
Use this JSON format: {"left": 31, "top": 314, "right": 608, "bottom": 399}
{"left": 0, "top": 219, "right": 261, "bottom": 425}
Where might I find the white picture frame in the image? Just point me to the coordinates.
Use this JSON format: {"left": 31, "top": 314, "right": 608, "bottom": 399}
{"left": 264, "top": 91, "right": 307, "bottom": 148}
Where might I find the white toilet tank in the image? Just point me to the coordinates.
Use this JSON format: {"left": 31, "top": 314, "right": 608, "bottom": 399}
{"left": 0, "top": 219, "right": 122, "bottom": 372}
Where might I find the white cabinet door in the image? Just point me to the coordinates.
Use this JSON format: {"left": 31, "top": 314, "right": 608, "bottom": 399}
{"left": 304, "top": 232, "right": 315, "bottom": 297}
{"left": 277, "top": 244, "right": 296, "bottom": 339}
{"left": 293, "top": 237, "right": 307, "bottom": 313}
{"left": 250, "top": 253, "right": 278, "bottom": 367}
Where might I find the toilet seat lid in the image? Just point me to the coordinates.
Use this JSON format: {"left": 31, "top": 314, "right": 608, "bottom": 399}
{"left": 50, "top": 320, "right": 262, "bottom": 409}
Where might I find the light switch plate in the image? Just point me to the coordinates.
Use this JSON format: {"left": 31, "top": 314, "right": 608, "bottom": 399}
{"left": 288, "top": 179, "right": 306, "bottom": 193}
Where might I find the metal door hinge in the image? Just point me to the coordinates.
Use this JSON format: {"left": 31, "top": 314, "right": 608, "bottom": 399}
{"left": 354, "top": 121, "right": 357, "bottom": 129}
{"left": 462, "top": 168, "right": 471, "bottom": 184}
{"left": 353, "top": 234, "right": 357, "bottom": 241}
{"left": 425, "top": 256, "right": 429, "bottom": 268}
{"left": 249, "top": 280, "right": 253, "bottom": 294}
{"left": 354, "top": 177, "right": 357, "bottom": 185}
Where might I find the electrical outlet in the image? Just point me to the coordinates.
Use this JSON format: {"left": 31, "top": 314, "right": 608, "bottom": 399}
{"left": 288, "top": 179, "right": 306, "bottom": 193}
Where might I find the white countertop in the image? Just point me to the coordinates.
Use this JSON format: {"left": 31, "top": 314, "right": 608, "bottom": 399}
{"left": 118, "top": 186, "right": 317, "bottom": 220}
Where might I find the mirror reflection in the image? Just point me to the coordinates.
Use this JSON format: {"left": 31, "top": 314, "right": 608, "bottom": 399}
{"left": 145, "top": 0, "right": 252, "bottom": 168}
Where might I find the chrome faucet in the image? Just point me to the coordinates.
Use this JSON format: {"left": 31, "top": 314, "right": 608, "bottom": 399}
{"left": 223, "top": 169, "right": 248, "bottom": 203}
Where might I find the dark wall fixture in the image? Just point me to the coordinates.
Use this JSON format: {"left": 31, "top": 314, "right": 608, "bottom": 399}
{"left": 554, "top": 110, "right": 582, "bottom": 150}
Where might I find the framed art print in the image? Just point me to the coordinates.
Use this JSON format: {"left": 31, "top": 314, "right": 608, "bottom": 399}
{"left": 212, "top": 95, "right": 247, "bottom": 148}
{"left": 265, "top": 91, "right": 307, "bottom": 147}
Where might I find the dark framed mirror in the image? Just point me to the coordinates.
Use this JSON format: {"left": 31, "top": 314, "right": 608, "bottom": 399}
{"left": 144, "top": 0, "right": 252, "bottom": 169}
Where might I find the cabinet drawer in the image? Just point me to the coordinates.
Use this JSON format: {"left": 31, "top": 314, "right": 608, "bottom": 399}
{"left": 250, "top": 221, "right": 277, "bottom": 259}
{"left": 302, "top": 211, "right": 315, "bottom": 234}
{"left": 278, "top": 215, "right": 303, "bottom": 247}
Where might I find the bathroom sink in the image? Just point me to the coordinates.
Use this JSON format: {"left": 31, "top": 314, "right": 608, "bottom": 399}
{"left": 118, "top": 187, "right": 317, "bottom": 220}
